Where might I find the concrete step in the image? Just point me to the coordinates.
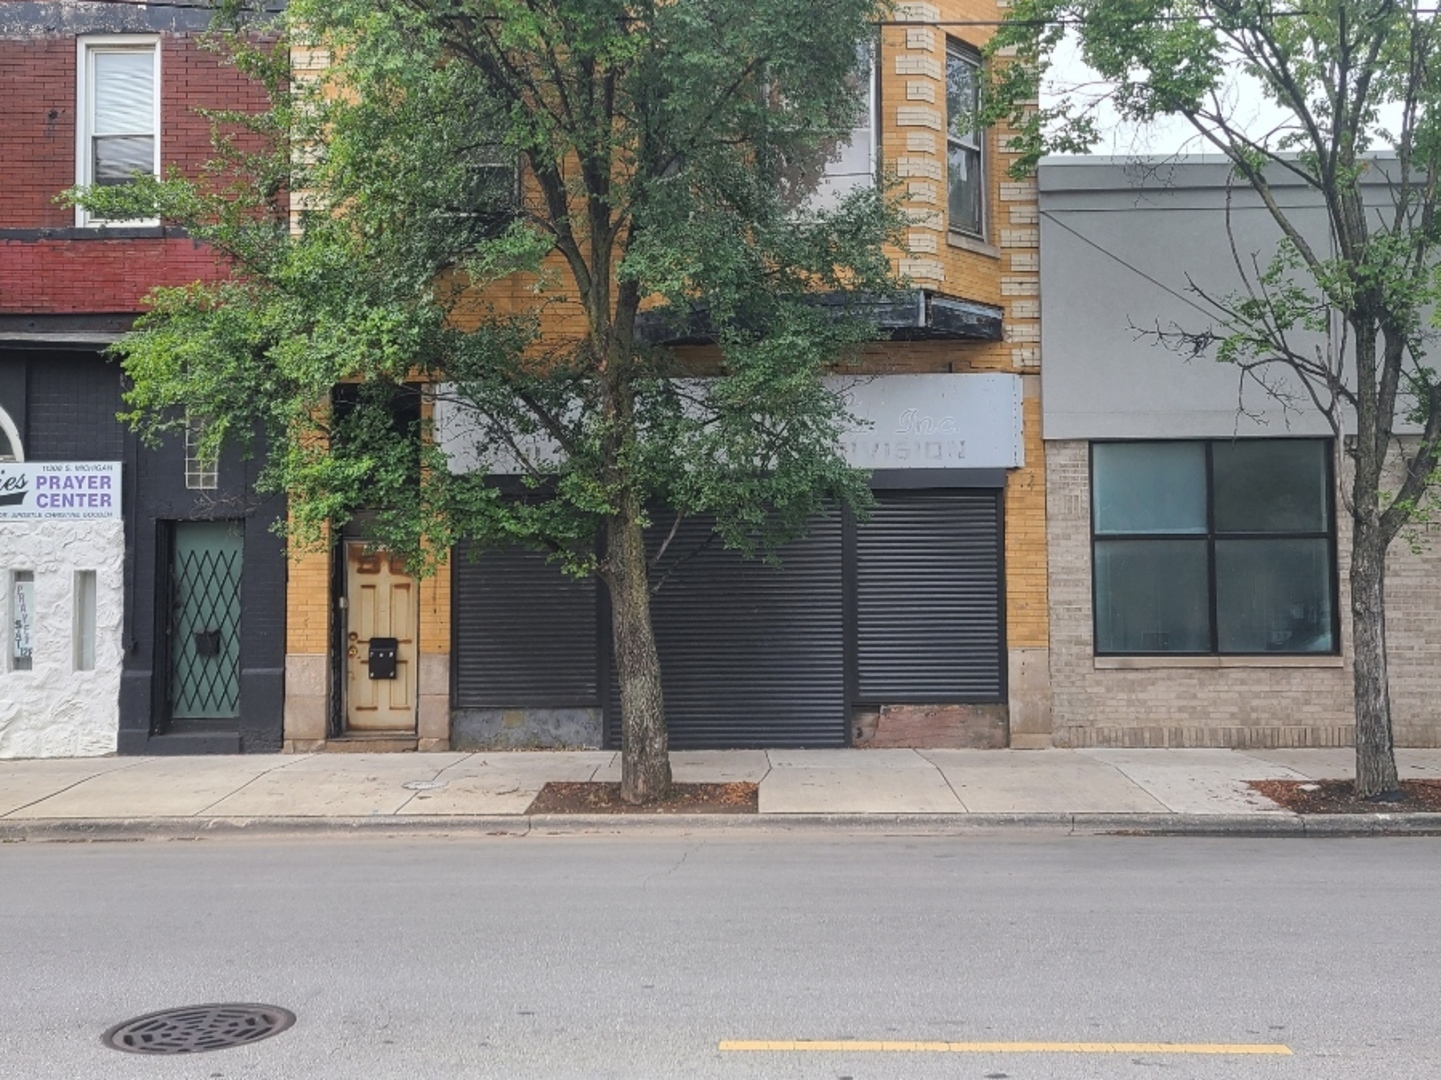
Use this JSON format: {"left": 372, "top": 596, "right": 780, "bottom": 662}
{"left": 144, "top": 730, "right": 243, "bottom": 755}
{"left": 321, "top": 734, "right": 419, "bottom": 753}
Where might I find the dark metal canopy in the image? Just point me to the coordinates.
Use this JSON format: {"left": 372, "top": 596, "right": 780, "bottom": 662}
{"left": 0, "top": 314, "right": 132, "bottom": 351}
{"left": 633, "top": 288, "right": 1005, "bottom": 348}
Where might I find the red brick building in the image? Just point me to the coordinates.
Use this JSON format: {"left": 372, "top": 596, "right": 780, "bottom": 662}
{"left": 0, "top": 0, "right": 286, "bottom": 757}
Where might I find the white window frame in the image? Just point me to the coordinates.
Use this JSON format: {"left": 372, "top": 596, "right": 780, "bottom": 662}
{"left": 808, "top": 40, "right": 878, "bottom": 213}
{"left": 75, "top": 35, "right": 162, "bottom": 228}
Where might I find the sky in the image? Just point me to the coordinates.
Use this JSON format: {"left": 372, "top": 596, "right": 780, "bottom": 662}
{"left": 1043, "top": 34, "right": 1300, "bottom": 158}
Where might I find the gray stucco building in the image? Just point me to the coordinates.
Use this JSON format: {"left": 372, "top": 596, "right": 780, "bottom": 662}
{"left": 1038, "top": 155, "right": 1440, "bottom": 748}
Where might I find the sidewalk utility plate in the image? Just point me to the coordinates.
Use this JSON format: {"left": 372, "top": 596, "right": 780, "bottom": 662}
{"left": 102, "top": 1003, "right": 295, "bottom": 1054}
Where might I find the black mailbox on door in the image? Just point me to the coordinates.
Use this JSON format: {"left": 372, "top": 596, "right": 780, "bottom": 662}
{"left": 368, "top": 637, "right": 399, "bottom": 680}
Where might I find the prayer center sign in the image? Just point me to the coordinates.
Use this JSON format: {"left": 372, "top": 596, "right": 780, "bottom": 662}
{"left": 0, "top": 462, "right": 122, "bottom": 519}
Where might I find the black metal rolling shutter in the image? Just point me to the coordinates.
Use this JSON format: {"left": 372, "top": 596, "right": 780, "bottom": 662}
{"left": 605, "top": 514, "right": 846, "bottom": 749}
{"left": 855, "top": 490, "right": 1004, "bottom": 701}
{"left": 452, "top": 545, "right": 598, "bottom": 707}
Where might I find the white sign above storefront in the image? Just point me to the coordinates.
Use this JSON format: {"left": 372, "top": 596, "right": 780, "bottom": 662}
{"left": 436, "top": 373, "right": 1023, "bottom": 474}
{"left": 832, "top": 373, "right": 1022, "bottom": 469}
{"left": 0, "top": 462, "right": 122, "bottom": 519}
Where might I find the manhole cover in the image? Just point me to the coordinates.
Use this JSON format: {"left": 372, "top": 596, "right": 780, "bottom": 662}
{"left": 102, "top": 1003, "right": 295, "bottom": 1054}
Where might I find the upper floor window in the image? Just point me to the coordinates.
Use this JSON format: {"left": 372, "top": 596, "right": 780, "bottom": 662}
{"left": 770, "top": 41, "right": 876, "bottom": 214}
{"left": 810, "top": 41, "right": 877, "bottom": 213}
{"left": 76, "top": 36, "right": 161, "bottom": 226}
{"left": 945, "top": 41, "right": 985, "bottom": 239}
{"left": 1091, "top": 440, "right": 1338, "bottom": 656}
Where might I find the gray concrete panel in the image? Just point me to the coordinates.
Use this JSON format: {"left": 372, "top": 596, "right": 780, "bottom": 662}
{"left": 1038, "top": 155, "right": 1427, "bottom": 441}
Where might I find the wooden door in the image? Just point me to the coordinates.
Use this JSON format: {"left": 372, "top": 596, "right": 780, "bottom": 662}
{"left": 344, "top": 545, "right": 418, "bottom": 733}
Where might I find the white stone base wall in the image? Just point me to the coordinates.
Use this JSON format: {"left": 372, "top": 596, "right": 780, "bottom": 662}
{"left": 1046, "top": 440, "right": 1441, "bottom": 748}
{"left": 0, "top": 520, "right": 124, "bottom": 758}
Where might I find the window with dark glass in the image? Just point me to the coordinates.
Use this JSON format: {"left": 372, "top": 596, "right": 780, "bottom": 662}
{"left": 945, "top": 41, "right": 984, "bottom": 238}
{"left": 1091, "top": 440, "right": 1337, "bottom": 655}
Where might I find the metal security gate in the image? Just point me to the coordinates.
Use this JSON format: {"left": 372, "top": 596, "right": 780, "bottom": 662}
{"left": 453, "top": 544, "right": 599, "bottom": 709}
{"left": 449, "top": 487, "right": 1004, "bottom": 749}
{"left": 169, "top": 521, "right": 243, "bottom": 719}
{"left": 606, "top": 514, "right": 847, "bottom": 749}
{"left": 854, "top": 489, "right": 1005, "bottom": 702}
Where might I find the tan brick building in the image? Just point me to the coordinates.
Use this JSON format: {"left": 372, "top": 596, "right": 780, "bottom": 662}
{"left": 283, "top": 0, "right": 1052, "bottom": 752}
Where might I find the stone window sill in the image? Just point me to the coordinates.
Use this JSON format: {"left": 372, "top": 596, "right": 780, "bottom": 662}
{"left": 947, "top": 231, "right": 1000, "bottom": 259}
{"left": 1094, "top": 655, "right": 1346, "bottom": 670}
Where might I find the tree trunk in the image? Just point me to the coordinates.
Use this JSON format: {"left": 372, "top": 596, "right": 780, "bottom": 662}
{"left": 1350, "top": 519, "right": 1401, "bottom": 798}
{"left": 606, "top": 490, "right": 672, "bottom": 804}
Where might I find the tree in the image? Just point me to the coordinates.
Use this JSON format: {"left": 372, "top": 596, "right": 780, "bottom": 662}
{"left": 988, "top": 0, "right": 1441, "bottom": 796}
{"left": 76, "top": 0, "right": 902, "bottom": 802}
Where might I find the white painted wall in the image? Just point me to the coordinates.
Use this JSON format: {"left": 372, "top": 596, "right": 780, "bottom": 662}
{"left": 0, "top": 520, "right": 124, "bottom": 758}
{"left": 435, "top": 373, "right": 1024, "bottom": 474}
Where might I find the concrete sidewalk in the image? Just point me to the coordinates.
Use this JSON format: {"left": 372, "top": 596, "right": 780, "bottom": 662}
{"left": 3, "top": 747, "right": 1441, "bottom": 837}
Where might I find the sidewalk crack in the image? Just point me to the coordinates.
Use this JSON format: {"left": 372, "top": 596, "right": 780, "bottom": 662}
{"left": 930, "top": 759, "right": 971, "bottom": 813}
{"left": 756, "top": 753, "right": 773, "bottom": 810}
{"left": 1081, "top": 750, "right": 1174, "bottom": 813}
{"left": 192, "top": 754, "right": 315, "bottom": 817}
{"left": 586, "top": 751, "right": 618, "bottom": 783}
{"left": 393, "top": 753, "right": 472, "bottom": 815}
{"left": 0, "top": 757, "right": 155, "bottom": 819}
{"left": 429, "top": 752, "right": 474, "bottom": 779}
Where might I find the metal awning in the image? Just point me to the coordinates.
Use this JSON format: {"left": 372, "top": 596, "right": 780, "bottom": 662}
{"left": 633, "top": 288, "right": 1005, "bottom": 347}
{"left": 0, "top": 315, "right": 132, "bottom": 351}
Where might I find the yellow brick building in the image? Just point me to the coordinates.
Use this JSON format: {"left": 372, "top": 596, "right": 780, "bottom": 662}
{"left": 283, "top": 0, "right": 1051, "bottom": 752}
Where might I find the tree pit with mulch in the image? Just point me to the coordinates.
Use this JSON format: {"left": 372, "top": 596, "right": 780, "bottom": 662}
{"left": 526, "top": 781, "right": 758, "bottom": 815}
{"left": 1249, "top": 779, "right": 1441, "bottom": 814}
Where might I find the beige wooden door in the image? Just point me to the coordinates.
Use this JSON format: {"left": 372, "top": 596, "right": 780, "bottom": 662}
{"left": 345, "top": 545, "right": 418, "bottom": 733}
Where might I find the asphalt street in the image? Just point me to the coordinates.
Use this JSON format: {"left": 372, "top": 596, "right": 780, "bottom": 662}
{"left": 1, "top": 832, "right": 1437, "bottom": 1079}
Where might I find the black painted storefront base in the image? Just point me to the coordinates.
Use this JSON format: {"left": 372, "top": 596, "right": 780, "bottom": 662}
{"left": 1, "top": 346, "right": 287, "bottom": 756}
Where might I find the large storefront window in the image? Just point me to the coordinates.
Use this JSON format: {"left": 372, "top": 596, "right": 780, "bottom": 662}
{"left": 1092, "top": 440, "right": 1337, "bottom": 655}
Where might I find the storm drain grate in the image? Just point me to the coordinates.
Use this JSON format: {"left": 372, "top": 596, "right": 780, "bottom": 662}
{"left": 102, "top": 1003, "right": 296, "bottom": 1054}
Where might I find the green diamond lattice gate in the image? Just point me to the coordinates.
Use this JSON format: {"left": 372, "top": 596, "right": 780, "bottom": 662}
{"left": 169, "top": 521, "right": 243, "bottom": 719}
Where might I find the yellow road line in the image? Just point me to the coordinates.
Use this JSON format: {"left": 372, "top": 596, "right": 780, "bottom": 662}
{"left": 718, "top": 1040, "right": 1293, "bottom": 1056}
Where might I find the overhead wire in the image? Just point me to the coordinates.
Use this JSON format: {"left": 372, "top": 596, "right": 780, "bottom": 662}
{"left": 1038, "top": 208, "right": 1223, "bottom": 319}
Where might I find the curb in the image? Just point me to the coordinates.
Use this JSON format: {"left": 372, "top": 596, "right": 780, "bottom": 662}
{"left": 4, "top": 811, "right": 1441, "bottom": 842}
